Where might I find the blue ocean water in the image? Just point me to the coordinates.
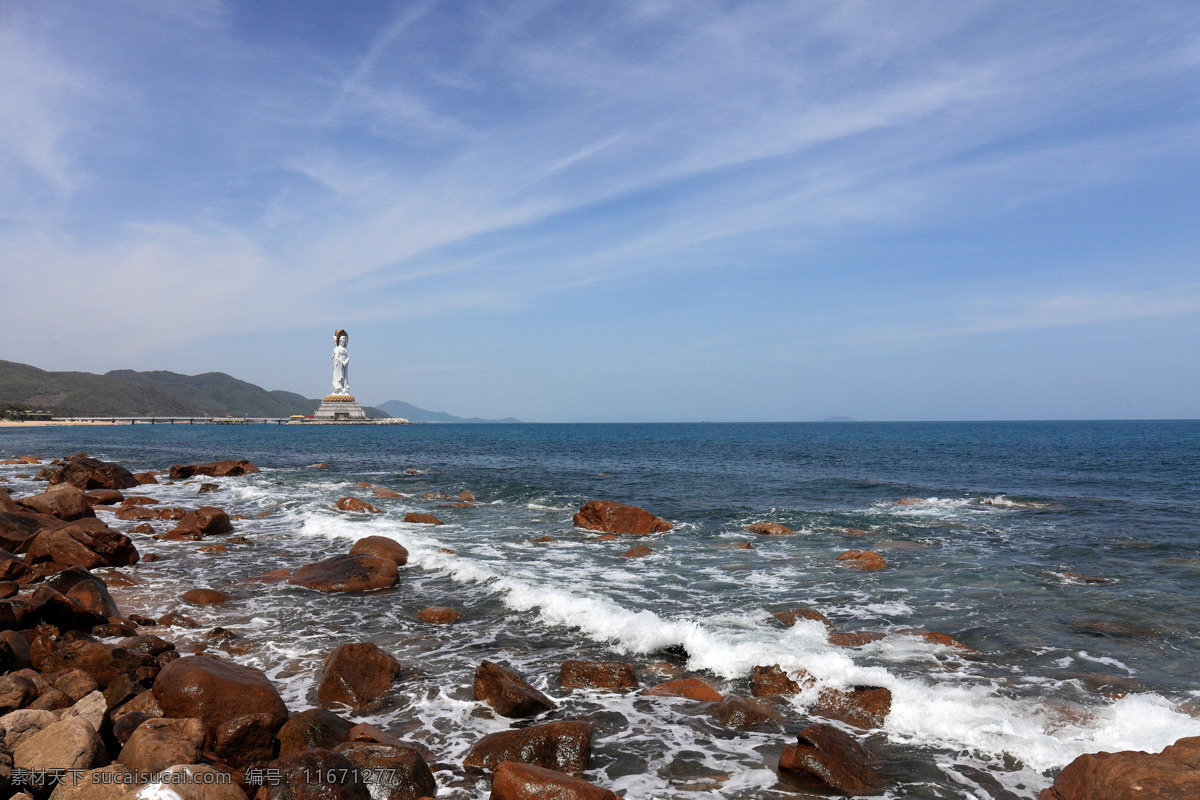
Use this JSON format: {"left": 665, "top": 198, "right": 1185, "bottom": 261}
{"left": 2, "top": 420, "right": 1198, "bottom": 798}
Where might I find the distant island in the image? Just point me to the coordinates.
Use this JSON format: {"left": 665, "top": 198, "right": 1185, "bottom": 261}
{"left": 0, "top": 360, "right": 518, "bottom": 422}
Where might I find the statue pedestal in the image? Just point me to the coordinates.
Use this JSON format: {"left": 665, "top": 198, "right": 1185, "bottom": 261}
{"left": 314, "top": 395, "right": 368, "bottom": 420}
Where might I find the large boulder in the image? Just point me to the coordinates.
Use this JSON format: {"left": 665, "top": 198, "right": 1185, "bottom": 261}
{"left": 32, "top": 639, "right": 152, "bottom": 689}
{"left": 117, "top": 716, "right": 206, "bottom": 772}
{"left": 289, "top": 555, "right": 398, "bottom": 593}
{"left": 25, "top": 523, "right": 139, "bottom": 568}
{"left": 12, "top": 716, "right": 106, "bottom": 772}
{"left": 316, "top": 643, "right": 402, "bottom": 712}
{"left": 464, "top": 720, "right": 592, "bottom": 773}
{"left": 779, "top": 723, "right": 883, "bottom": 796}
{"left": 0, "top": 507, "right": 65, "bottom": 552}
{"left": 335, "top": 741, "right": 437, "bottom": 800}
{"left": 490, "top": 761, "right": 618, "bottom": 800}
{"left": 27, "top": 586, "right": 109, "bottom": 632}
{"left": 572, "top": 500, "right": 672, "bottom": 535}
{"left": 170, "top": 507, "right": 234, "bottom": 538}
{"left": 349, "top": 536, "right": 408, "bottom": 566}
{"left": 0, "top": 708, "right": 58, "bottom": 750}
{"left": 1038, "top": 736, "right": 1200, "bottom": 800}
{"left": 278, "top": 708, "right": 353, "bottom": 756}
{"left": 167, "top": 460, "right": 260, "bottom": 479}
{"left": 47, "top": 566, "right": 121, "bottom": 618}
{"left": 813, "top": 686, "right": 892, "bottom": 729}
{"left": 152, "top": 655, "right": 288, "bottom": 745}
{"left": 475, "top": 661, "right": 556, "bottom": 718}
{"left": 0, "top": 674, "right": 36, "bottom": 713}
{"left": 264, "top": 749, "right": 370, "bottom": 799}
{"left": 560, "top": 660, "right": 637, "bottom": 692}
{"left": 16, "top": 484, "right": 95, "bottom": 521}
{"left": 50, "top": 456, "right": 139, "bottom": 491}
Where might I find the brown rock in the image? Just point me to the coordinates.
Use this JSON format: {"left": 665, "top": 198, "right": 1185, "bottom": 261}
{"left": 128, "top": 525, "right": 155, "bottom": 537}
{"left": 896, "top": 497, "right": 921, "bottom": 505}
{"left": 835, "top": 549, "right": 887, "bottom": 570}
{"left": 198, "top": 482, "right": 219, "bottom": 494}
{"left": 278, "top": 708, "right": 353, "bottom": 756}
{"left": 745, "top": 522, "right": 792, "bottom": 536}
{"left": 118, "top": 715, "right": 206, "bottom": 772}
{"left": 28, "top": 585, "right": 109, "bottom": 631}
{"left": 152, "top": 655, "right": 288, "bottom": 743}
{"left": 17, "top": 484, "right": 96, "bottom": 521}
{"left": 167, "top": 460, "right": 260, "bottom": 479}
{"left": 49, "top": 565, "right": 121, "bottom": 617}
{"left": 47, "top": 764, "right": 134, "bottom": 800}
{"left": 349, "top": 535, "right": 409, "bottom": 566}
{"left": 337, "top": 497, "right": 382, "bottom": 514}
{"left": 133, "top": 471, "right": 159, "bottom": 484}
{"left": 491, "top": 761, "right": 618, "bottom": 800}
{"left": 465, "top": 720, "right": 592, "bottom": 773}
{"left": 52, "top": 668, "right": 99, "bottom": 703}
{"left": 1038, "top": 735, "right": 1200, "bottom": 800}
{"left": 182, "top": 588, "right": 231, "bottom": 606}
{"left": 779, "top": 723, "right": 883, "bottom": 796}
{"left": 214, "top": 711, "right": 277, "bottom": 767}
{"left": 621, "top": 545, "right": 653, "bottom": 558}
{"left": 403, "top": 512, "right": 444, "bottom": 525}
{"left": 0, "top": 673, "right": 36, "bottom": 712}
{"left": 266, "top": 748, "right": 371, "bottom": 799}
{"left": 713, "top": 694, "right": 784, "bottom": 729}
{"left": 159, "top": 611, "right": 200, "bottom": 627}
{"left": 474, "top": 660, "right": 556, "bottom": 718}
{"left": 25, "top": 523, "right": 139, "bottom": 568}
{"left": 290, "top": 555, "right": 398, "bottom": 593}
{"left": 1, "top": 708, "right": 57, "bottom": 750}
{"left": 642, "top": 678, "right": 722, "bottom": 702}
{"left": 372, "top": 487, "right": 404, "bottom": 498}
{"left": 534, "top": 536, "right": 555, "bottom": 543}
{"left": 828, "top": 631, "right": 886, "bottom": 647}
{"left": 844, "top": 528, "right": 868, "bottom": 535}
{"left": 156, "top": 506, "right": 188, "bottom": 521}
{"left": 751, "top": 664, "right": 809, "bottom": 697}
{"left": 49, "top": 456, "right": 139, "bottom": 491}
{"left": 12, "top": 716, "right": 106, "bottom": 771}
{"left": 416, "top": 607, "right": 460, "bottom": 624}
{"left": 199, "top": 544, "right": 228, "bottom": 554}
{"left": 35, "top": 639, "right": 152, "bottom": 689}
{"left": 335, "top": 741, "right": 437, "bottom": 800}
{"left": 122, "top": 495, "right": 160, "bottom": 506}
{"left": 572, "top": 500, "right": 672, "bottom": 535}
{"left": 896, "top": 629, "right": 972, "bottom": 650}
{"left": 813, "top": 686, "right": 892, "bottom": 729}
{"left": 459, "top": 489, "right": 476, "bottom": 502}
{"left": 115, "top": 505, "right": 158, "bottom": 521}
{"left": 560, "top": 660, "right": 637, "bottom": 692}
{"left": 317, "top": 643, "right": 402, "bottom": 712}
{"left": 773, "top": 607, "right": 833, "bottom": 629}
{"left": 171, "top": 506, "right": 234, "bottom": 537}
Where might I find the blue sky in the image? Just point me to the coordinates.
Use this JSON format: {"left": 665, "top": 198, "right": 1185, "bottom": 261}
{"left": 2, "top": 1, "right": 1198, "bottom": 421}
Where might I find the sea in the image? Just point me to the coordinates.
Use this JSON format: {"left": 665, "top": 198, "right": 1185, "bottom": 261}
{"left": 2, "top": 420, "right": 1198, "bottom": 799}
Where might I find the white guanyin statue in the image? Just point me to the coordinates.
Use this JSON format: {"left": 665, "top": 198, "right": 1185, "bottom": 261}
{"left": 331, "top": 330, "right": 351, "bottom": 395}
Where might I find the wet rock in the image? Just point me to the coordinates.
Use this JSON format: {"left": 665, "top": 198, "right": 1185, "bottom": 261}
{"left": 182, "top": 588, "right": 231, "bottom": 606}
{"left": 171, "top": 506, "right": 234, "bottom": 538}
{"left": 779, "top": 723, "right": 883, "bottom": 796}
{"left": 751, "top": 664, "right": 809, "bottom": 697}
{"left": 465, "top": 720, "right": 592, "bottom": 773}
{"left": 35, "top": 639, "right": 150, "bottom": 689}
{"left": 844, "top": 528, "right": 869, "bottom": 535}
{"left": 745, "top": 522, "right": 792, "bottom": 536}
{"left": 835, "top": 549, "right": 886, "bottom": 570}
{"left": 133, "top": 471, "right": 158, "bottom": 484}
{"left": 335, "top": 741, "right": 437, "bottom": 800}
{"left": 828, "top": 631, "right": 885, "bottom": 647}
{"left": 896, "top": 497, "right": 921, "bottom": 505}
{"left": 896, "top": 629, "right": 971, "bottom": 650}
{"left": 621, "top": 545, "right": 653, "bottom": 558}
{"left": 49, "top": 456, "right": 139, "bottom": 491}
{"left": 415, "top": 607, "right": 460, "bottom": 624}
{"left": 772, "top": 607, "right": 833, "bottom": 629}
{"left": 713, "top": 694, "right": 784, "bottom": 729}
{"left": 642, "top": 678, "right": 722, "bottom": 702}
{"left": 114, "top": 689, "right": 163, "bottom": 720}
{"left": 459, "top": 489, "right": 476, "bottom": 502}
{"left": 308, "top": 463, "right": 330, "bottom": 469}
{"left": 290, "top": 555, "right": 398, "bottom": 593}
{"left": 266, "top": 748, "right": 370, "bottom": 799}
{"left": 198, "top": 482, "right": 220, "bottom": 494}
{"left": 317, "top": 643, "right": 402, "bottom": 712}
{"left": 167, "top": 460, "right": 260, "bottom": 479}
{"left": 52, "top": 668, "right": 99, "bottom": 703}
{"left": 403, "top": 512, "right": 444, "bottom": 525}
{"left": 118, "top": 715, "right": 205, "bottom": 772}
{"left": 17, "top": 484, "right": 96, "bottom": 521}
{"left": 372, "top": 487, "right": 403, "bottom": 498}
{"left": 28, "top": 585, "right": 109, "bottom": 632}
{"left": 349, "top": 535, "right": 408, "bottom": 566}
{"left": 474, "top": 660, "right": 556, "bottom": 718}
{"left": 159, "top": 611, "right": 200, "bottom": 627}
{"left": 814, "top": 686, "right": 892, "bottom": 729}
{"left": 49, "top": 566, "right": 121, "bottom": 618}
{"left": 214, "top": 711, "right": 277, "bottom": 767}
{"left": 127, "top": 523, "right": 155, "bottom": 535}
{"left": 152, "top": 655, "right": 288, "bottom": 744}
{"left": 25, "top": 524, "right": 139, "bottom": 568}
{"left": 572, "top": 500, "right": 672, "bottom": 535}
{"left": 134, "top": 764, "right": 249, "bottom": 799}
{"left": 336, "top": 497, "right": 382, "bottom": 514}
{"left": 560, "top": 660, "right": 637, "bottom": 692}
{"left": 491, "top": 761, "right": 618, "bottom": 800}
{"left": 115, "top": 505, "right": 158, "bottom": 521}
{"left": 198, "top": 543, "right": 228, "bottom": 554}
{"left": 12, "top": 716, "right": 106, "bottom": 771}
{"left": 279, "top": 708, "right": 353, "bottom": 756}
{"left": 121, "top": 634, "right": 176, "bottom": 659}
{"left": 1038, "top": 735, "right": 1200, "bottom": 800}
{"left": 156, "top": 506, "right": 188, "bottom": 521}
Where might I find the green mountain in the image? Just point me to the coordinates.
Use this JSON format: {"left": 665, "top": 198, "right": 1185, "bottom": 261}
{"left": 0, "top": 360, "right": 388, "bottom": 418}
{"left": 377, "top": 399, "right": 520, "bottom": 423}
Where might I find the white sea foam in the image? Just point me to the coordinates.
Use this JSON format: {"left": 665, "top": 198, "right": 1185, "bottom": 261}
{"left": 1077, "top": 651, "right": 1135, "bottom": 674}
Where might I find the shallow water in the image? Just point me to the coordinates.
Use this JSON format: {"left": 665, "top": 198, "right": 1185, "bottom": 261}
{"left": 3, "top": 421, "right": 1198, "bottom": 798}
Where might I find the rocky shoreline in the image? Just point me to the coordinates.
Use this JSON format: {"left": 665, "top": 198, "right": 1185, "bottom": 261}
{"left": 0, "top": 451, "right": 1196, "bottom": 799}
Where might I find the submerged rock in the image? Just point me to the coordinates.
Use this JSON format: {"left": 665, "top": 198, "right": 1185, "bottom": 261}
{"left": 835, "top": 549, "right": 887, "bottom": 570}
{"left": 745, "top": 522, "right": 792, "bottom": 536}
{"left": 779, "top": 723, "right": 883, "bottom": 796}
{"left": 813, "top": 686, "right": 892, "bottom": 729}
{"left": 336, "top": 497, "right": 382, "bottom": 514}
{"left": 772, "top": 607, "right": 833, "bottom": 629}
{"left": 642, "top": 678, "right": 721, "bottom": 702}
{"left": 403, "top": 512, "right": 444, "bottom": 525}
{"left": 415, "top": 607, "right": 460, "bottom": 624}
{"left": 290, "top": 555, "right": 398, "bottom": 592}
{"left": 560, "top": 660, "right": 637, "bottom": 692}
{"left": 573, "top": 500, "right": 672, "bottom": 535}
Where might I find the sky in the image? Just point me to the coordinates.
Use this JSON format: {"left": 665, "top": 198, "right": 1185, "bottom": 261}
{"left": 1, "top": 0, "right": 1198, "bottom": 421}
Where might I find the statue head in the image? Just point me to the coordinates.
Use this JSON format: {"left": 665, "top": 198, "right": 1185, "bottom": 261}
{"left": 334, "top": 329, "right": 349, "bottom": 347}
